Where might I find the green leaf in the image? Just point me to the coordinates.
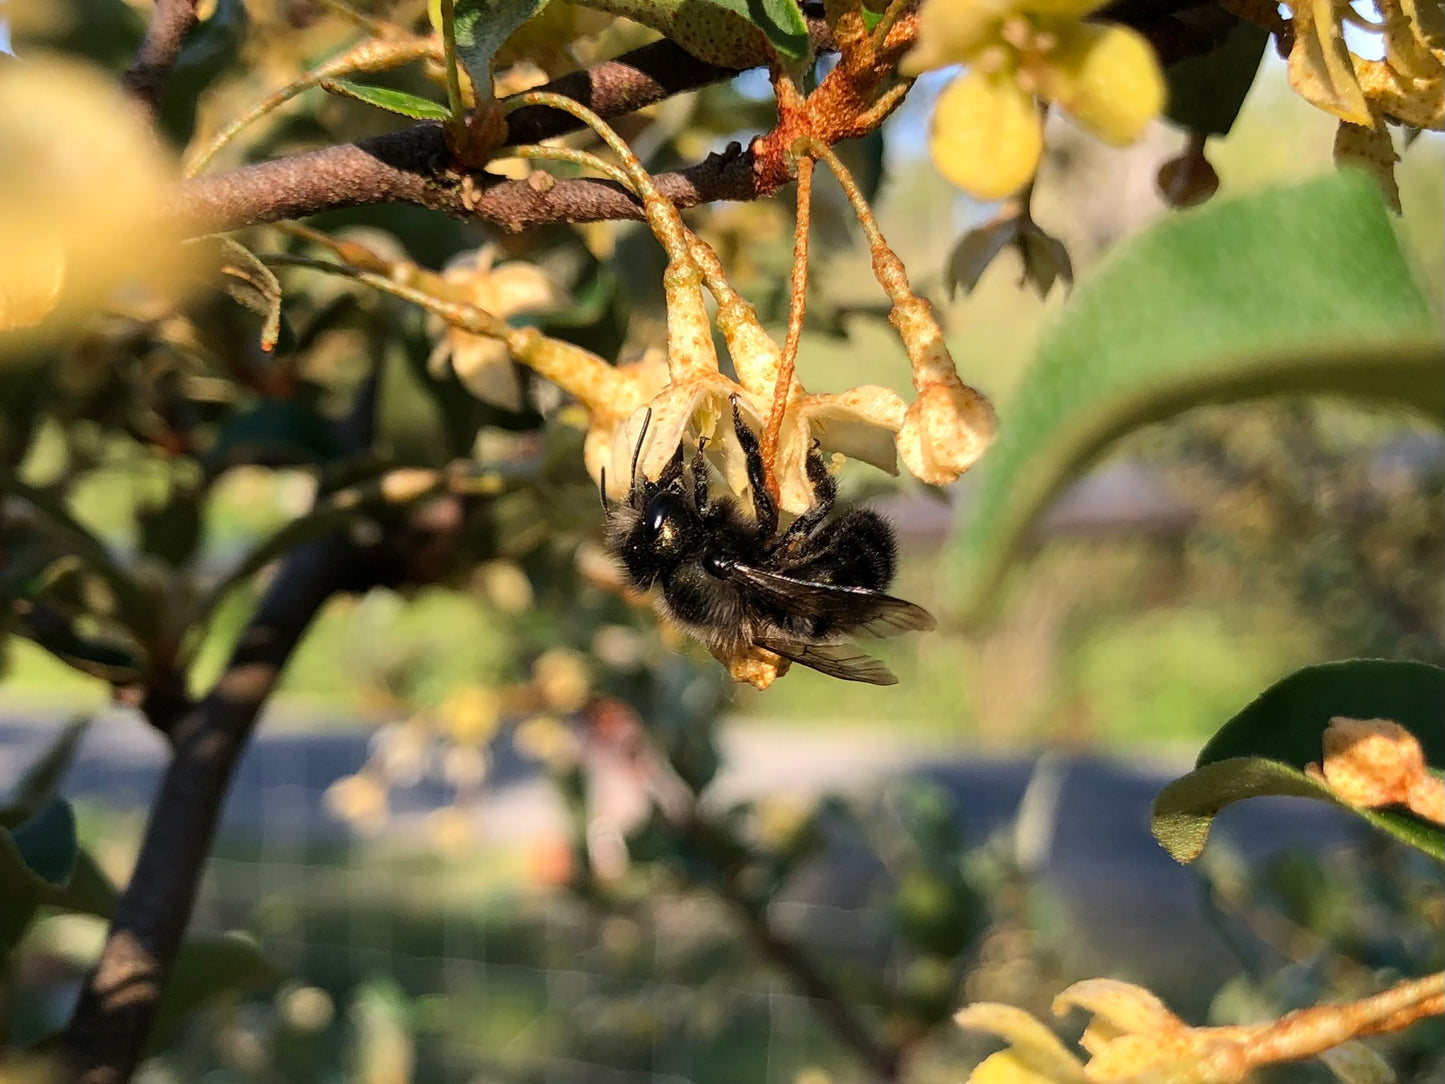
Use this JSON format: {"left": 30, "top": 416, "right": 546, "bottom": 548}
{"left": 13, "top": 607, "right": 145, "bottom": 684}
{"left": 0, "top": 798, "right": 80, "bottom": 950}
{"left": 1164, "top": 16, "right": 1269, "bottom": 136}
{"left": 320, "top": 79, "right": 453, "bottom": 121}
{"left": 1152, "top": 661, "right": 1445, "bottom": 863}
{"left": 47, "top": 849, "right": 120, "bottom": 921}
{"left": 1197, "top": 659, "right": 1445, "bottom": 768}
{"left": 573, "top": 0, "right": 808, "bottom": 65}
{"left": 3, "top": 716, "right": 91, "bottom": 817}
{"left": 1153, "top": 756, "right": 1443, "bottom": 863}
{"left": 138, "top": 493, "right": 204, "bottom": 570}
{"left": 948, "top": 172, "right": 1443, "bottom": 621}
{"left": 144, "top": 933, "right": 282, "bottom": 1056}
{"left": 449, "top": 0, "right": 549, "bottom": 96}
{"left": 7, "top": 798, "right": 78, "bottom": 889}
{"left": 206, "top": 399, "right": 343, "bottom": 472}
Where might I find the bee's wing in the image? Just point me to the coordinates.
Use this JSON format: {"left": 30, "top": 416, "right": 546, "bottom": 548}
{"left": 721, "top": 563, "right": 936, "bottom": 638}
{"left": 754, "top": 636, "right": 898, "bottom": 686}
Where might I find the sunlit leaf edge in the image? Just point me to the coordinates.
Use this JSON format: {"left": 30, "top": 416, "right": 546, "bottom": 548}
{"left": 1152, "top": 756, "right": 1445, "bottom": 864}
{"left": 952, "top": 334, "right": 1444, "bottom": 623}
{"left": 320, "top": 79, "right": 453, "bottom": 121}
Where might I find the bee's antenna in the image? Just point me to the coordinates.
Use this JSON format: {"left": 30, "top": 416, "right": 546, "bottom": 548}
{"left": 630, "top": 407, "right": 653, "bottom": 485}
{"left": 598, "top": 467, "right": 609, "bottom": 512}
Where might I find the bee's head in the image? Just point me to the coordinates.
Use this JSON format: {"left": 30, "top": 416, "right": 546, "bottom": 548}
{"left": 618, "top": 489, "right": 696, "bottom": 587}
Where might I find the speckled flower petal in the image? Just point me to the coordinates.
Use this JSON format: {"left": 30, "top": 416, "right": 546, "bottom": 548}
{"left": 1046, "top": 23, "right": 1165, "bottom": 146}
{"left": 897, "top": 381, "right": 997, "bottom": 486}
{"left": 955, "top": 1003, "right": 1089, "bottom": 1082}
{"left": 606, "top": 374, "right": 750, "bottom": 500}
{"left": 442, "top": 336, "right": 525, "bottom": 410}
{"left": 1053, "top": 979, "right": 1185, "bottom": 1054}
{"left": 930, "top": 68, "right": 1044, "bottom": 201}
{"left": 1287, "top": 0, "right": 1373, "bottom": 125}
{"left": 769, "top": 386, "right": 907, "bottom": 512}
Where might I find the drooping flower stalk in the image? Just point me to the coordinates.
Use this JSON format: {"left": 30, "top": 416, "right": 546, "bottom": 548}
{"left": 501, "top": 90, "right": 720, "bottom": 381}
{"left": 761, "top": 154, "right": 814, "bottom": 503}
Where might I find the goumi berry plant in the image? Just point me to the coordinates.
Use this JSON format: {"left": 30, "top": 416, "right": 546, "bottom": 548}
{"left": 0, "top": 0, "right": 1441, "bottom": 1082}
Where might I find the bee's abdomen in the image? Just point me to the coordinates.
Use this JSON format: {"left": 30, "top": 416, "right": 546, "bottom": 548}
{"left": 657, "top": 561, "right": 751, "bottom": 651}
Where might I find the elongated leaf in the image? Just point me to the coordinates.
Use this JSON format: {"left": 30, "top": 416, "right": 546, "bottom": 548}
{"left": 47, "top": 849, "right": 120, "bottom": 920}
{"left": 206, "top": 399, "right": 343, "bottom": 471}
{"left": 448, "top": 0, "right": 549, "bottom": 94}
{"left": 573, "top": 0, "right": 807, "bottom": 65}
{"left": 1153, "top": 661, "right": 1445, "bottom": 863}
{"left": 1153, "top": 757, "right": 1443, "bottom": 863}
{"left": 14, "top": 606, "right": 145, "bottom": 684}
{"left": 0, "top": 469, "right": 150, "bottom": 624}
{"left": 321, "top": 79, "right": 452, "bottom": 121}
{"left": 7, "top": 798, "right": 77, "bottom": 888}
{"left": 3, "top": 717, "right": 91, "bottom": 816}
{"left": 949, "top": 172, "right": 1443, "bottom": 621}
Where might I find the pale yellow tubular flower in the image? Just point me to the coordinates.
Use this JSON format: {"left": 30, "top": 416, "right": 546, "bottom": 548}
{"left": 430, "top": 246, "right": 570, "bottom": 410}
{"left": 1053, "top": 979, "right": 1187, "bottom": 1053}
{"left": 1287, "top": 0, "right": 1374, "bottom": 124}
{"left": 688, "top": 235, "right": 906, "bottom": 512}
{"left": 771, "top": 387, "right": 908, "bottom": 513}
{"left": 904, "top": 0, "right": 1020, "bottom": 73}
{"left": 1, "top": 56, "right": 191, "bottom": 339}
{"left": 930, "top": 68, "right": 1046, "bottom": 201}
{"left": 1081, "top": 1032, "right": 1249, "bottom": 1082}
{"left": 583, "top": 353, "right": 672, "bottom": 500}
{"left": 1045, "top": 23, "right": 1167, "bottom": 146}
{"left": 955, "top": 1003, "right": 1089, "bottom": 1083}
{"left": 619, "top": 372, "right": 753, "bottom": 492}
{"left": 893, "top": 301, "right": 998, "bottom": 486}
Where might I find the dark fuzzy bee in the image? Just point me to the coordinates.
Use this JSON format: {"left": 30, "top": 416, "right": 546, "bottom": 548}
{"left": 601, "top": 397, "right": 935, "bottom": 685}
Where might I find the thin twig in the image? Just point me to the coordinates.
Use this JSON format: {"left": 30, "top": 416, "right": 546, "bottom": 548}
{"left": 122, "top": 0, "right": 200, "bottom": 119}
{"left": 761, "top": 155, "right": 813, "bottom": 503}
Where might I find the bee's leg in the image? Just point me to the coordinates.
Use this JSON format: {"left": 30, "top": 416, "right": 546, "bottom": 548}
{"left": 731, "top": 396, "right": 776, "bottom": 536}
{"left": 690, "top": 437, "right": 711, "bottom": 512}
{"left": 656, "top": 443, "right": 686, "bottom": 490}
{"left": 776, "top": 444, "right": 834, "bottom": 548}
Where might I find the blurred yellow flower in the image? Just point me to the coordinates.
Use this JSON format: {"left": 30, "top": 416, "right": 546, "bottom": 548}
{"left": 438, "top": 685, "right": 502, "bottom": 745}
{"left": 429, "top": 246, "right": 569, "bottom": 410}
{"left": 1, "top": 55, "right": 191, "bottom": 341}
{"left": 424, "top": 806, "right": 478, "bottom": 857}
{"left": 903, "top": 0, "right": 1165, "bottom": 200}
{"left": 515, "top": 713, "right": 580, "bottom": 767}
{"left": 533, "top": 648, "right": 591, "bottom": 713}
{"left": 323, "top": 772, "right": 389, "bottom": 835}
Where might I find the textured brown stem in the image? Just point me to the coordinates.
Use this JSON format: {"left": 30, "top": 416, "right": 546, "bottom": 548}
{"left": 61, "top": 535, "right": 360, "bottom": 1084}
{"left": 122, "top": 0, "right": 201, "bottom": 117}
{"left": 171, "top": 26, "right": 831, "bottom": 236}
